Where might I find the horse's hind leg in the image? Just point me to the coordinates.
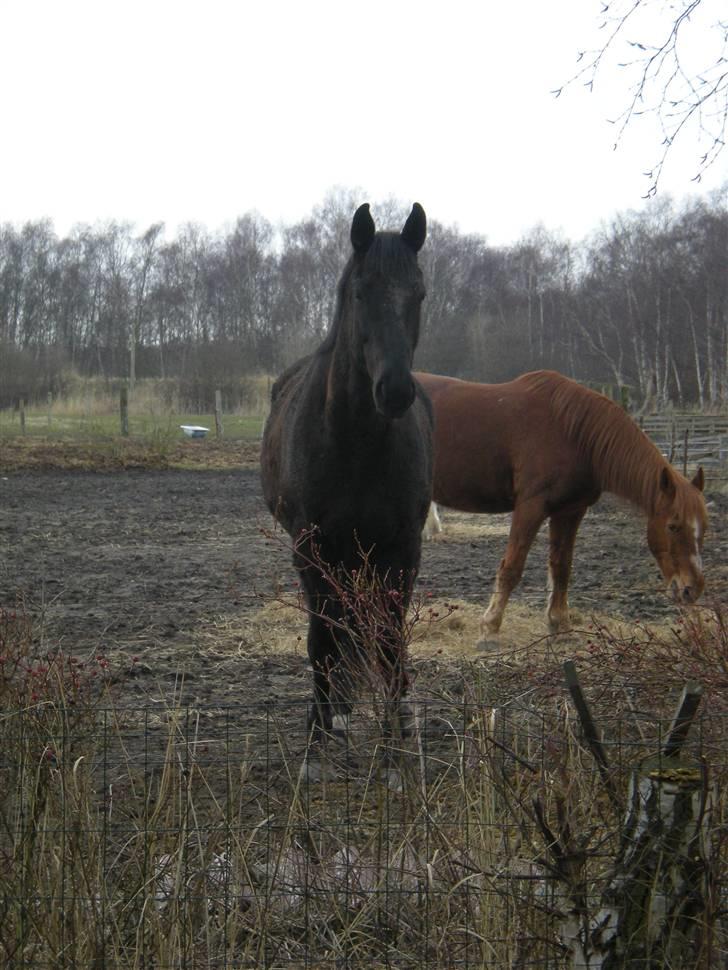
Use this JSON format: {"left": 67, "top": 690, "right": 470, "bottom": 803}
{"left": 423, "top": 502, "right": 443, "bottom": 540}
{"left": 546, "top": 506, "right": 587, "bottom": 633}
{"left": 482, "top": 499, "right": 545, "bottom": 635}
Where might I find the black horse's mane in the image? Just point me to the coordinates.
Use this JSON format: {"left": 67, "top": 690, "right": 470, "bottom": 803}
{"left": 317, "top": 233, "right": 420, "bottom": 357}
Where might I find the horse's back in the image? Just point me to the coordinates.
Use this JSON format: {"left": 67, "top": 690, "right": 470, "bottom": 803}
{"left": 415, "top": 372, "right": 525, "bottom": 511}
{"left": 260, "top": 355, "right": 319, "bottom": 531}
{"left": 415, "top": 371, "right": 594, "bottom": 512}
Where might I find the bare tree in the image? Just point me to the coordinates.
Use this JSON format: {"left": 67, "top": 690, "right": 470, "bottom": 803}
{"left": 130, "top": 223, "right": 163, "bottom": 393}
{"left": 557, "top": 0, "right": 728, "bottom": 195}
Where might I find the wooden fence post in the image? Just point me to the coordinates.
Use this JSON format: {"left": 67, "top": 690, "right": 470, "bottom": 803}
{"left": 19, "top": 398, "right": 26, "bottom": 435}
{"left": 668, "top": 420, "right": 677, "bottom": 463}
{"left": 563, "top": 660, "right": 620, "bottom": 811}
{"left": 683, "top": 427, "right": 689, "bottom": 476}
{"left": 120, "top": 385, "right": 129, "bottom": 437}
{"left": 214, "top": 389, "right": 223, "bottom": 439}
{"left": 47, "top": 391, "right": 53, "bottom": 427}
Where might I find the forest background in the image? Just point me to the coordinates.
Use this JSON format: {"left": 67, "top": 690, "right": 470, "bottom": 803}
{"left": 2, "top": 185, "right": 727, "bottom": 413}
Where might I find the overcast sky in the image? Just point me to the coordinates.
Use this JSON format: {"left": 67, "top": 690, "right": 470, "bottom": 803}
{"left": 1, "top": 0, "right": 725, "bottom": 245}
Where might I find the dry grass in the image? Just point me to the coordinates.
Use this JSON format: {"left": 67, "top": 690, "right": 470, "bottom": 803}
{"left": 427, "top": 507, "right": 511, "bottom": 542}
{"left": 212, "top": 590, "right": 684, "bottom": 666}
{"left": 0, "top": 375, "right": 269, "bottom": 472}
{"left": 0, "top": 436, "right": 261, "bottom": 472}
{"left": 1, "top": 595, "right": 727, "bottom": 968}
{"left": 1, "top": 466, "right": 725, "bottom": 966}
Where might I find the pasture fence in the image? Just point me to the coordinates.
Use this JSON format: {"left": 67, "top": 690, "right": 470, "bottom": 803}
{"left": 1, "top": 668, "right": 726, "bottom": 969}
{"left": 6, "top": 388, "right": 728, "bottom": 486}
{"left": 215, "top": 389, "right": 224, "bottom": 439}
{"left": 639, "top": 413, "right": 728, "bottom": 479}
{"left": 120, "top": 385, "right": 129, "bottom": 437}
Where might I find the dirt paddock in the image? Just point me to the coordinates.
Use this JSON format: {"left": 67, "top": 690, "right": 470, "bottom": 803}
{"left": 2, "top": 462, "right": 726, "bottom": 725}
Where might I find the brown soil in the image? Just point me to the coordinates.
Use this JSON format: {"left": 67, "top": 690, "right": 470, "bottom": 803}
{"left": 1, "top": 458, "right": 726, "bottom": 749}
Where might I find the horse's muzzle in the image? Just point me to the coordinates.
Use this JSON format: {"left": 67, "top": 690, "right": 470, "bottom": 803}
{"left": 374, "top": 373, "right": 416, "bottom": 419}
{"left": 669, "top": 577, "right": 704, "bottom": 604}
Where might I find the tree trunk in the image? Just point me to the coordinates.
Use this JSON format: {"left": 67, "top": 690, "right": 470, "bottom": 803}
{"left": 542, "top": 676, "right": 712, "bottom": 970}
{"left": 569, "top": 756, "right": 711, "bottom": 969}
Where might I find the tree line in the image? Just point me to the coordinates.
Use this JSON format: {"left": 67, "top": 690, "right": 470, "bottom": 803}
{"left": 1, "top": 186, "right": 727, "bottom": 411}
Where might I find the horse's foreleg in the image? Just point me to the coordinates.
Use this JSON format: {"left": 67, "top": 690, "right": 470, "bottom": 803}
{"left": 380, "top": 635, "right": 413, "bottom": 737}
{"left": 546, "top": 506, "right": 587, "bottom": 633}
{"left": 379, "top": 639, "right": 412, "bottom": 791}
{"left": 300, "top": 606, "right": 342, "bottom": 781}
{"left": 482, "top": 501, "right": 545, "bottom": 635}
{"left": 296, "top": 557, "right": 348, "bottom": 736}
{"left": 309, "top": 662, "right": 334, "bottom": 736}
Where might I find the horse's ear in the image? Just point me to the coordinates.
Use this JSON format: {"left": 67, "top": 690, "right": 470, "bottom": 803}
{"left": 351, "top": 203, "right": 375, "bottom": 253}
{"left": 401, "top": 202, "right": 427, "bottom": 253}
{"left": 659, "top": 466, "right": 677, "bottom": 502}
{"left": 692, "top": 466, "right": 705, "bottom": 492}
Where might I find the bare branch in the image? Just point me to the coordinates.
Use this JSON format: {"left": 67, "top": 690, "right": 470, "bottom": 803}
{"left": 560, "top": 0, "right": 728, "bottom": 193}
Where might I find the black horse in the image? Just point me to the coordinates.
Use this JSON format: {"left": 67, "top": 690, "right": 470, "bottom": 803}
{"left": 261, "top": 202, "right": 433, "bottom": 779}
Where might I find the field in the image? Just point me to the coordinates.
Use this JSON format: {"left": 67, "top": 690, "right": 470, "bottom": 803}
{"left": 4, "top": 445, "right": 727, "bottom": 709}
{"left": 1, "top": 431, "right": 728, "bottom": 967}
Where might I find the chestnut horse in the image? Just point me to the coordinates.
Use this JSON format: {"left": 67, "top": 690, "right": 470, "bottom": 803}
{"left": 262, "top": 204, "right": 432, "bottom": 779}
{"left": 416, "top": 370, "right": 708, "bottom": 635}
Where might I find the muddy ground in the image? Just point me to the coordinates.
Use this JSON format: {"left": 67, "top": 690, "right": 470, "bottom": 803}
{"left": 2, "top": 461, "right": 726, "bottom": 729}
{"left": 2, "top": 457, "right": 726, "bottom": 970}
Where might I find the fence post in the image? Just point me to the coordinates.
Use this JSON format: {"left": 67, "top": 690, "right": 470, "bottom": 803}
{"left": 120, "top": 385, "right": 129, "bottom": 437}
{"left": 47, "top": 392, "right": 53, "bottom": 427}
{"left": 683, "top": 427, "right": 689, "bottom": 476}
{"left": 19, "top": 398, "right": 26, "bottom": 435}
{"left": 214, "top": 389, "right": 223, "bottom": 439}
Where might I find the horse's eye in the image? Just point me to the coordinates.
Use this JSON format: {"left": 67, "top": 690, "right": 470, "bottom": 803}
{"left": 668, "top": 523, "right": 680, "bottom": 534}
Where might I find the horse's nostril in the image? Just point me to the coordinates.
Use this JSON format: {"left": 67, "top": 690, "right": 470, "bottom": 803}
{"left": 374, "top": 373, "right": 415, "bottom": 418}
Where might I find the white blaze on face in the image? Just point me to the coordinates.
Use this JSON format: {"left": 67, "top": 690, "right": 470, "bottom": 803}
{"left": 691, "top": 517, "right": 703, "bottom": 572}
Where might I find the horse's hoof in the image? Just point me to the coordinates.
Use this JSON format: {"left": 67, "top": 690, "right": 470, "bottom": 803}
{"left": 476, "top": 638, "right": 500, "bottom": 652}
{"left": 381, "top": 767, "right": 404, "bottom": 793}
{"left": 331, "top": 713, "right": 351, "bottom": 742}
{"left": 547, "top": 617, "right": 572, "bottom": 635}
{"left": 299, "top": 756, "right": 337, "bottom": 783}
{"left": 393, "top": 701, "right": 416, "bottom": 738}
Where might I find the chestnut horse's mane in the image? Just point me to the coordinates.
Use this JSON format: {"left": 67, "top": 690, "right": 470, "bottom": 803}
{"left": 525, "top": 371, "right": 698, "bottom": 518}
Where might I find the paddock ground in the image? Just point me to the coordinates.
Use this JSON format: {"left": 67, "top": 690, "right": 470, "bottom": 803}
{"left": 1, "top": 461, "right": 726, "bottom": 724}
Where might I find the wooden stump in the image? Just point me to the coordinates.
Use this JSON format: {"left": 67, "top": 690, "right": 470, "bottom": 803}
{"left": 570, "top": 757, "right": 710, "bottom": 969}
{"left": 540, "top": 675, "right": 712, "bottom": 969}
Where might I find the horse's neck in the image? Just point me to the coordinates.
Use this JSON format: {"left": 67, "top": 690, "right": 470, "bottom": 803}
{"left": 603, "top": 466, "right": 655, "bottom": 514}
{"left": 324, "top": 335, "right": 376, "bottom": 428}
{"left": 590, "top": 423, "right": 664, "bottom": 516}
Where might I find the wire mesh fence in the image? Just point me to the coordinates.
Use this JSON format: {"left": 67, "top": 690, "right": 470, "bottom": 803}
{"left": 2, "top": 686, "right": 726, "bottom": 969}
